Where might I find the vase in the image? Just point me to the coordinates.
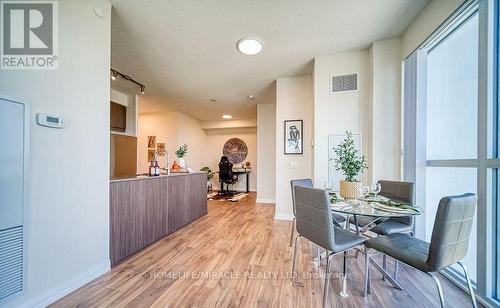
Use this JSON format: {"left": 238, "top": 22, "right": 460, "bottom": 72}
{"left": 177, "top": 157, "right": 186, "bottom": 168}
{"left": 339, "top": 180, "right": 362, "bottom": 200}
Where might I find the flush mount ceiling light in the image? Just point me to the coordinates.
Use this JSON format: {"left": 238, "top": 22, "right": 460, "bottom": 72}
{"left": 222, "top": 114, "right": 233, "bottom": 119}
{"left": 237, "top": 37, "right": 263, "bottom": 55}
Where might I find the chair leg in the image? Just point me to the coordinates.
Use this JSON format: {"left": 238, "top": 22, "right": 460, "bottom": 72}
{"left": 364, "top": 248, "right": 371, "bottom": 297}
{"left": 457, "top": 261, "right": 477, "bottom": 308}
{"left": 394, "top": 260, "right": 399, "bottom": 282}
{"left": 289, "top": 218, "right": 295, "bottom": 247}
{"left": 317, "top": 245, "right": 321, "bottom": 267}
{"left": 429, "top": 273, "right": 445, "bottom": 308}
{"left": 322, "top": 251, "right": 331, "bottom": 308}
{"left": 382, "top": 254, "right": 387, "bottom": 281}
{"left": 291, "top": 235, "right": 303, "bottom": 286}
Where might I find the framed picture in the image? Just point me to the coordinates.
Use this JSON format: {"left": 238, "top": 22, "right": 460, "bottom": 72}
{"left": 147, "top": 149, "right": 156, "bottom": 162}
{"left": 284, "top": 120, "right": 303, "bottom": 154}
{"left": 156, "top": 143, "right": 166, "bottom": 156}
{"left": 147, "top": 136, "right": 156, "bottom": 148}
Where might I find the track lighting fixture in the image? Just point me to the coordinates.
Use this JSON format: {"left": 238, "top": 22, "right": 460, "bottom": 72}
{"left": 110, "top": 68, "right": 146, "bottom": 95}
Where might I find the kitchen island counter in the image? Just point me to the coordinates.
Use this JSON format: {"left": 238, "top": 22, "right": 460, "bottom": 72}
{"left": 110, "top": 172, "right": 207, "bottom": 266}
{"left": 110, "top": 172, "right": 205, "bottom": 182}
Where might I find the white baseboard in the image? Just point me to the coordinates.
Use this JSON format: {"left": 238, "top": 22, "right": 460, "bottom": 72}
{"left": 17, "top": 260, "right": 110, "bottom": 308}
{"left": 274, "top": 213, "right": 294, "bottom": 221}
{"left": 256, "top": 198, "right": 275, "bottom": 204}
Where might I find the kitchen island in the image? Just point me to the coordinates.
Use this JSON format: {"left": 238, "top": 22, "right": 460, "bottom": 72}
{"left": 110, "top": 172, "right": 207, "bottom": 266}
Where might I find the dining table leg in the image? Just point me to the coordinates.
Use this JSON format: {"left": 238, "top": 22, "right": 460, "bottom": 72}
{"left": 339, "top": 215, "right": 350, "bottom": 297}
{"left": 353, "top": 215, "right": 360, "bottom": 235}
{"left": 339, "top": 250, "right": 349, "bottom": 297}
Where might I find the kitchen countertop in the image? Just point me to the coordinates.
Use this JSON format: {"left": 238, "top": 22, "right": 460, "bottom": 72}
{"left": 110, "top": 172, "right": 206, "bottom": 183}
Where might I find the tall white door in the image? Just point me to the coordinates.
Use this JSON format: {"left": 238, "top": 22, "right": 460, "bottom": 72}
{"left": 0, "top": 98, "right": 26, "bottom": 301}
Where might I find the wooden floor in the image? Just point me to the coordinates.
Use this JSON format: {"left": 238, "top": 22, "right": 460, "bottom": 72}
{"left": 52, "top": 193, "right": 477, "bottom": 308}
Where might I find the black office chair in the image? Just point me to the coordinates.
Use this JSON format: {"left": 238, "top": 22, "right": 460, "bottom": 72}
{"left": 218, "top": 156, "right": 238, "bottom": 195}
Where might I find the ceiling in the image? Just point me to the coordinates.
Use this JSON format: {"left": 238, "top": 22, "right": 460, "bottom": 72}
{"left": 109, "top": 0, "right": 428, "bottom": 120}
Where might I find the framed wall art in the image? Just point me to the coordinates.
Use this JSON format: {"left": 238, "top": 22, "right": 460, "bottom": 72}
{"left": 284, "top": 120, "right": 303, "bottom": 155}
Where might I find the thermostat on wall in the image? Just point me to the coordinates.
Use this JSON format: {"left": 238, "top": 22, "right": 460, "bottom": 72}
{"left": 37, "top": 113, "right": 63, "bottom": 128}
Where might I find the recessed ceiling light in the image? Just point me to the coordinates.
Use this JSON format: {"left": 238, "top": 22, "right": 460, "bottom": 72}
{"left": 222, "top": 114, "right": 233, "bottom": 119}
{"left": 247, "top": 95, "right": 255, "bottom": 100}
{"left": 237, "top": 37, "right": 263, "bottom": 55}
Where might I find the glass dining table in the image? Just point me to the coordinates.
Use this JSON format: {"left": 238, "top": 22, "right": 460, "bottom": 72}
{"left": 330, "top": 197, "right": 423, "bottom": 296}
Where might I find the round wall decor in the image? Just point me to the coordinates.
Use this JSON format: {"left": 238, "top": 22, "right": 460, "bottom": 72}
{"left": 223, "top": 138, "right": 248, "bottom": 164}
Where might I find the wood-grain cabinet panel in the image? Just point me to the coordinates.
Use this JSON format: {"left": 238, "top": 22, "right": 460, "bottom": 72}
{"left": 110, "top": 173, "right": 207, "bottom": 266}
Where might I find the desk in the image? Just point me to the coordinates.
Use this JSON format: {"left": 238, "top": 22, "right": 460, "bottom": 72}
{"left": 232, "top": 169, "right": 251, "bottom": 193}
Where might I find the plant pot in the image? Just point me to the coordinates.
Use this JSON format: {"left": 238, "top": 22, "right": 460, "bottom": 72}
{"left": 177, "top": 157, "right": 186, "bottom": 168}
{"left": 339, "top": 180, "right": 362, "bottom": 200}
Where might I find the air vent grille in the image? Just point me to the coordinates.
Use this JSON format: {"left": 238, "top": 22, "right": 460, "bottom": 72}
{"left": 0, "top": 226, "right": 23, "bottom": 301}
{"left": 331, "top": 73, "right": 358, "bottom": 93}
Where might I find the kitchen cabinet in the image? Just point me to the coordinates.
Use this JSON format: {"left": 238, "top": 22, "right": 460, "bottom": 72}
{"left": 110, "top": 101, "right": 126, "bottom": 132}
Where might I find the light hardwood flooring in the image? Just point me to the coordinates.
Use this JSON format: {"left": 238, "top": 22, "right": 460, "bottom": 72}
{"left": 51, "top": 193, "right": 478, "bottom": 307}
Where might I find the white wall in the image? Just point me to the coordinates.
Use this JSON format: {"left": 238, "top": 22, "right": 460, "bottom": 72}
{"left": 201, "top": 119, "right": 257, "bottom": 129}
{"left": 137, "top": 111, "right": 178, "bottom": 173}
{"left": 401, "top": 0, "right": 465, "bottom": 59}
{"left": 370, "top": 38, "right": 402, "bottom": 181}
{"left": 0, "top": 1, "right": 111, "bottom": 306}
{"left": 176, "top": 112, "right": 209, "bottom": 172}
{"left": 257, "top": 104, "right": 276, "bottom": 203}
{"left": 313, "top": 50, "right": 372, "bottom": 186}
{"left": 275, "top": 75, "right": 313, "bottom": 220}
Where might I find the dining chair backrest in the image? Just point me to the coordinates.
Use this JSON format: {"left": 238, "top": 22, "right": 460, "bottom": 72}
{"left": 425, "top": 193, "right": 477, "bottom": 271}
{"left": 378, "top": 180, "right": 414, "bottom": 203}
{"left": 293, "top": 185, "right": 335, "bottom": 251}
{"left": 290, "top": 179, "right": 313, "bottom": 217}
{"left": 378, "top": 180, "right": 415, "bottom": 225}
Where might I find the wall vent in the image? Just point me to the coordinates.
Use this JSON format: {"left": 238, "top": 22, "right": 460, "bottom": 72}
{"left": 0, "top": 226, "right": 23, "bottom": 301}
{"left": 330, "top": 73, "right": 358, "bottom": 93}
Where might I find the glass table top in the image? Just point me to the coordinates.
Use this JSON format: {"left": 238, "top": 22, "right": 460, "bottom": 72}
{"left": 331, "top": 199, "right": 423, "bottom": 218}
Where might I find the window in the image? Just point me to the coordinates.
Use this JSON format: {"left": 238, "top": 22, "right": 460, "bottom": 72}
{"left": 403, "top": 0, "right": 500, "bottom": 304}
{"left": 424, "top": 13, "right": 479, "bottom": 282}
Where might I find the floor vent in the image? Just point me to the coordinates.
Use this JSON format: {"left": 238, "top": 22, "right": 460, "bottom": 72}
{"left": 0, "top": 226, "right": 23, "bottom": 301}
{"left": 330, "top": 73, "right": 358, "bottom": 93}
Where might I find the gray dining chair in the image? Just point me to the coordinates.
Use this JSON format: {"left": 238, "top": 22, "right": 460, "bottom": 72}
{"left": 348, "top": 180, "right": 414, "bottom": 279}
{"left": 364, "top": 193, "right": 477, "bottom": 308}
{"left": 349, "top": 180, "right": 415, "bottom": 234}
{"left": 290, "top": 179, "right": 346, "bottom": 247}
{"left": 292, "top": 186, "right": 365, "bottom": 307}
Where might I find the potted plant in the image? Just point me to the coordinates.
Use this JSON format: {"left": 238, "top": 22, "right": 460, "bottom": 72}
{"left": 175, "top": 144, "right": 188, "bottom": 168}
{"left": 333, "top": 131, "right": 368, "bottom": 200}
{"left": 200, "top": 166, "right": 214, "bottom": 188}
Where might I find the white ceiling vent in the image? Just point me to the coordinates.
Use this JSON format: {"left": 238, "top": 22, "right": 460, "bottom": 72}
{"left": 330, "top": 73, "right": 358, "bottom": 94}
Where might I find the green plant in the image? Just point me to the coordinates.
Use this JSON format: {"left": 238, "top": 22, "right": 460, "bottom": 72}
{"left": 200, "top": 166, "right": 214, "bottom": 181}
{"left": 175, "top": 144, "right": 188, "bottom": 158}
{"left": 333, "top": 131, "right": 368, "bottom": 182}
